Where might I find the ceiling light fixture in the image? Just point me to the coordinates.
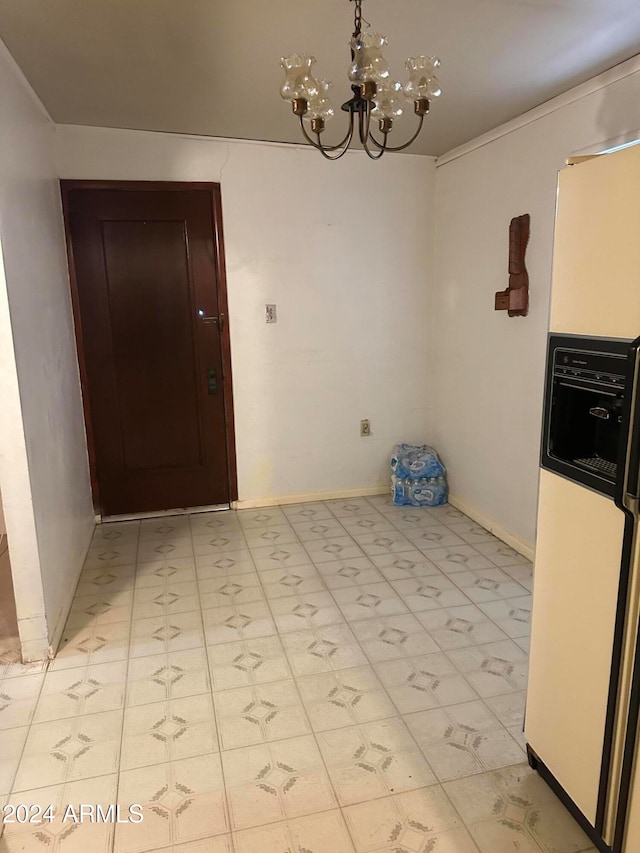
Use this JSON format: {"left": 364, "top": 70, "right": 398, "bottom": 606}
{"left": 279, "top": 0, "right": 441, "bottom": 160}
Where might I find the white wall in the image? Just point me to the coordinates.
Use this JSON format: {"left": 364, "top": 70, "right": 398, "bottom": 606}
{"left": 55, "top": 126, "right": 436, "bottom": 505}
{"left": 432, "top": 59, "right": 640, "bottom": 551}
{"left": 0, "top": 46, "right": 94, "bottom": 658}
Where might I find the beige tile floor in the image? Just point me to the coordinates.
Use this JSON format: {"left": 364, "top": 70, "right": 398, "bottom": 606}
{"left": 0, "top": 496, "right": 597, "bottom": 853}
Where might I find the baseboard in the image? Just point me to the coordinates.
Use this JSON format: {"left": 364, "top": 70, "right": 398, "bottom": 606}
{"left": 16, "top": 618, "right": 50, "bottom": 663}
{"left": 448, "top": 494, "right": 535, "bottom": 562}
{"left": 234, "top": 484, "right": 390, "bottom": 510}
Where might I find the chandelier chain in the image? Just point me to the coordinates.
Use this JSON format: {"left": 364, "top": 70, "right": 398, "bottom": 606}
{"left": 353, "top": 0, "right": 363, "bottom": 37}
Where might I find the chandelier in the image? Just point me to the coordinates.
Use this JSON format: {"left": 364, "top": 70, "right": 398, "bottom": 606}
{"left": 279, "top": 0, "right": 441, "bottom": 160}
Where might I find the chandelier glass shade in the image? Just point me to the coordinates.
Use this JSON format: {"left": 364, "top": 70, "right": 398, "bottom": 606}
{"left": 279, "top": 0, "right": 441, "bottom": 160}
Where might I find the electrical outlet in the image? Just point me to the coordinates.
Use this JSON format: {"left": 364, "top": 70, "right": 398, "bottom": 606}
{"left": 360, "top": 419, "right": 371, "bottom": 437}
{"left": 266, "top": 304, "right": 277, "bottom": 323}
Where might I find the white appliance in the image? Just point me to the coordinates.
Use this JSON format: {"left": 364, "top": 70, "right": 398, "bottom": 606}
{"left": 526, "top": 141, "right": 640, "bottom": 853}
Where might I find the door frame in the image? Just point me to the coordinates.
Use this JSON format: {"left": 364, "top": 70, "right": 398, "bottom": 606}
{"left": 60, "top": 180, "right": 238, "bottom": 513}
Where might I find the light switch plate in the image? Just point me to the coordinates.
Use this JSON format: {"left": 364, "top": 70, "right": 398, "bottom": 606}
{"left": 266, "top": 304, "right": 277, "bottom": 323}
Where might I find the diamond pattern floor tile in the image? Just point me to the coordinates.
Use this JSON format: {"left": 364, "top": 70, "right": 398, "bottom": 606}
{"left": 222, "top": 734, "right": 336, "bottom": 830}
{"left": 233, "top": 809, "right": 355, "bottom": 853}
{"left": 316, "top": 716, "right": 437, "bottom": 805}
{"left": 2, "top": 774, "right": 118, "bottom": 852}
{"left": 1, "top": 497, "right": 594, "bottom": 853}
{"left": 14, "top": 710, "right": 122, "bottom": 792}
{"left": 121, "top": 694, "right": 218, "bottom": 770}
{"left": 214, "top": 679, "right": 311, "bottom": 749}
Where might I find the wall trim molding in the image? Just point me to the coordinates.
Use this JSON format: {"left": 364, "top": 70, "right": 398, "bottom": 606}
{"left": 448, "top": 493, "right": 535, "bottom": 562}
{"left": 57, "top": 123, "right": 437, "bottom": 163}
{"left": 569, "top": 130, "right": 640, "bottom": 159}
{"left": 233, "top": 484, "right": 389, "bottom": 509}
{"left": 436, "top": 52, "right": 640, "bottom": 168}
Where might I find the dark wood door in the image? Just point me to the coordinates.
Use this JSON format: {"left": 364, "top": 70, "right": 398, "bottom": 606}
{"left": 63, "top": 183, "right": 236, "bottom": 516}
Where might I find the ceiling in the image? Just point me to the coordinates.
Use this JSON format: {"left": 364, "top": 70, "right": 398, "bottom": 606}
{"left": 0, "top": 0, "right": 639, "bottom": 156}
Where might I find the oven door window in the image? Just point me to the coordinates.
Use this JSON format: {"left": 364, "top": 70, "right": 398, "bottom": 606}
{"left": 549, "top": 381, "right": 624, "bottom": 481}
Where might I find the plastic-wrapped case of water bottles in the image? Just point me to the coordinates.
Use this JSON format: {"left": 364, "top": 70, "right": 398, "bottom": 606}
{"left": 391, "top": 443, "right": 448, "bottom": 507}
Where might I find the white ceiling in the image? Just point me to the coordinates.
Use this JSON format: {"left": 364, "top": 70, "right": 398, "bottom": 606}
{"left": 0, "top": 0, "right": 639, "bottom": 156}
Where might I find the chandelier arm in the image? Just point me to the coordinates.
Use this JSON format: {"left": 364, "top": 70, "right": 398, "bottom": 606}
{"left": 300, "top": 111, "right": 354, "bottom": 152}
{"left": 315, "top": 134, "right": 353, "bottom": 161}
{"left": 363, "top": 130, "right": 389, "bottom": 160}
{"left": 368, "top": 114, "right": 426, "bottom": 152}
{"left": 298, "top": 115, "right": 355, "bottom": 160}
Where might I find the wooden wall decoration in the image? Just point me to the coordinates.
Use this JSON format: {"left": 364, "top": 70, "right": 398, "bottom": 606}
{"left": 495, "top": 213, "right": 530, "bottom": 317}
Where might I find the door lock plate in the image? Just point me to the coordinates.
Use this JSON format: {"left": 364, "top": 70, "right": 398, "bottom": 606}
{"left": 207, "top": 367, "right": 218, "bottom": 395}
